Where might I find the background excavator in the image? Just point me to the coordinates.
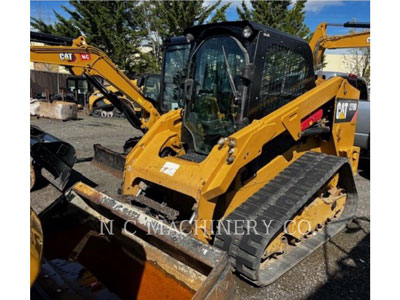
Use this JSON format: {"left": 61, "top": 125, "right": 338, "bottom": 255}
{"left": 30, "top": 32, "right": 191, "bottom": 181}
{"left": 88, "top": 73, "right": 161, "bottom": 118}
{"left": 31, "top": 31, "right": 161, "bottom": 132}
{"left": 31, "top": 32, "right": 191, "bottom": 132}
{"left": 309, "top": 21, "right": 370, "bottom": 69}
{"left": 31, "top": 21, "right": 369, "bottom": 299}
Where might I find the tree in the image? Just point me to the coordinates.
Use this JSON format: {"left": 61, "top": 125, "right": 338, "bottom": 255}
{"left": 343, "top": 48, "right": 370, "bottom": 85}
{"left": 31, "top": 1, "right": 148, "bottom": 75}
{"left": 341, "top": 28, "right": 370, "bottom": 85}
{"left": 30, "top": 1, "right": 231, "bottom": 74}
{"left": 137, "top": 0, "right": 231, "bottom": 70}
{"left": 210, "top": 2, "right": 231, "bottom": 23}
{"left": 151, "top": 0, "right": 230, "bottom": 37}
{"left": 31, "top": 11, "right": 80, "bottom": 37}
{"left": 236, "top": 0, "right": 310, "bottom": 38}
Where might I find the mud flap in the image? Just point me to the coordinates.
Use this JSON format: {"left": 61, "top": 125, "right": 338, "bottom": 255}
{"left": 30, "top": 126, "right": 76, "bottom": 191}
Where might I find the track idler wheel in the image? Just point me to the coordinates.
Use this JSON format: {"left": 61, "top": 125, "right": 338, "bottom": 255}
{"left": 101, "top": 110, "right": 107, "bottom": 118}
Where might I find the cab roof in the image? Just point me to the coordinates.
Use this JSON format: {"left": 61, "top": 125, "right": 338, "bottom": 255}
{"left": 184, "top": 20, "right": 307, "bottom": 44}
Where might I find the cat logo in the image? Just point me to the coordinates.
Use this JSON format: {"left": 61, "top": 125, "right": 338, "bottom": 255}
{"left": 335, "top": 99, "right": 358, "bottom": 123}
{"left": 59, "top": 53, "right": 75, "bottom": 61}
{"left": 336, "top": 102, "right": 349, "bottom": 120}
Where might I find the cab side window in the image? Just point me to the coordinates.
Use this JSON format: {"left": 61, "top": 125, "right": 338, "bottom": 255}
{"left": 259, "top": 44, "right": 310, "bottom": 117}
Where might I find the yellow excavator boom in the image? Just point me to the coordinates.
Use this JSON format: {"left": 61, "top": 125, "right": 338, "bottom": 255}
{"left": 30, "top": 35, "right": 160, "bottom": 130}
{"left": 309, "top": 22, "right": 370, "bottom": 67}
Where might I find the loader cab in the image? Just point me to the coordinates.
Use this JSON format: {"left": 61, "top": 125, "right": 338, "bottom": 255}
{"left": 66, "top": 76, "right": 95, "bottom": 106}
{"left": 136, "top": 73, "right": 161, "bottom": 102}
{"left": 182, "top": 21, "right": 315, "bottom": 155}
{"left": 159, "top": 36, "right": 192, "bottom": 113}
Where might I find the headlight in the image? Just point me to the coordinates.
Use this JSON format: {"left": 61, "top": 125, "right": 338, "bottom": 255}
{"left": 185, "top": 33, "right": 194, "bottom": 42}
{"left": 242, "top": 26, "right": 253, "bottom": 38}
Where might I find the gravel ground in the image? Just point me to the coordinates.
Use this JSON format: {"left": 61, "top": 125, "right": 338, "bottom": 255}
{"left": 30, "top": 113, "right": 370, "bottom": 300}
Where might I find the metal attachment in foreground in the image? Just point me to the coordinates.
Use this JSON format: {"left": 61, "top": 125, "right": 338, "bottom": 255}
{"left": 67, "top": 182, "right": 237, "bottom": 300}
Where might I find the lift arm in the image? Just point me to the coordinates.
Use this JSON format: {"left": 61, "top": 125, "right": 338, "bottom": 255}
{"left": 30, "top": 33, "right": 160, "bottom": 131}
{"left": 309, "top": 22, "right": 370, "bottom": 68}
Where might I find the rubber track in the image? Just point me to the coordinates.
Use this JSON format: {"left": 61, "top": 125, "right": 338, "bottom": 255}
{"left": 214, "top": 151, "right": 354, "bottom": 283}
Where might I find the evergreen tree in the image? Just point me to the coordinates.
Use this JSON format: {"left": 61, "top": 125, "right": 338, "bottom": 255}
{"left": 152, "top": 0, "right": 230, "bottom": 37}
{"left": 31, "top": 1, "right": 147, "bottom": 75}
{"left": 236, "top": 0, "right": 310, "bottom": 38}
{"left": 211, "top": 2, "right": 232, "bottom": 23}
{"left": 31, "top": 11, "right": 80, "bottom": 37}
{"left": 135, "top": 0, "right": 231, "bottom": 70}
{"left": 30, "top": 1, "right": 231, "bottom": 74}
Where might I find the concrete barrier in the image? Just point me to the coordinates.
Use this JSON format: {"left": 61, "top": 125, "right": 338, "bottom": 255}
{"left": 36, "top": 101, "right": 77, "bottom": 120}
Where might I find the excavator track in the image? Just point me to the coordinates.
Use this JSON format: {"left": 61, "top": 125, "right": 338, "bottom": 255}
{"left": 214, "top": 151, "right": 358, "bottom": 286}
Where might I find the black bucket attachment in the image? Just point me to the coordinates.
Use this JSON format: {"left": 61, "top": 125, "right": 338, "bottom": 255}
{"left": 30, "top": 126, "right": 76, "bottom": 191}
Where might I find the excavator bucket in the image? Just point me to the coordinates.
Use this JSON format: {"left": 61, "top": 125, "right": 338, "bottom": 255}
{"left": 30, "top": 126, "right": 76, "bottom": 191}
{"left": 32, "top": 182, "right": 237, "bottom": 300}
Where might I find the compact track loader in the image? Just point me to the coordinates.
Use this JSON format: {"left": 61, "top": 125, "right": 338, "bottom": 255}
{"left": 31, "top": 21, "right": 370, "bottom": 298}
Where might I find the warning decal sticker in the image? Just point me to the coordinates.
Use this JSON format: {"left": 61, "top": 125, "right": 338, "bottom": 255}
{"left": 160, "top": 162, "right": 180, "bottom": 176}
